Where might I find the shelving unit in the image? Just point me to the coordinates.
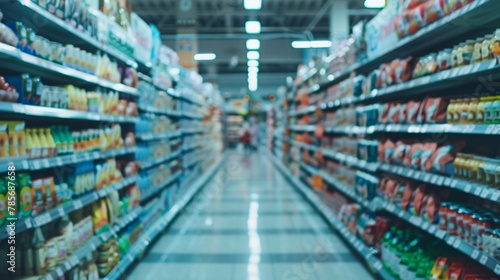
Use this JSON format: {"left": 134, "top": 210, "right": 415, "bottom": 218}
{"left": 269, "top": 1, "right": 500, "bottom": 278}
{"left": 0, "top": 1, "right": 224, "bottom": 278}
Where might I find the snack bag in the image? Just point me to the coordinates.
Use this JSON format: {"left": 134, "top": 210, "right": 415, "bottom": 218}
{"left": 378, "top": 138, "right": 395, "bottom": 163}
{"left": 405, "top": 100, "right": 422, "bottom": 124}
{"left": 421, "top": 192, "right": 441, "bottom": 223}
{"left": 427, "top": 141, "right": 465, "bottom": 176}
{"left": 424, "top": 97, "right": 450, "bottom": 123}
{"left": 385, "top": 178, "right": 397, "bottom": 201}
{"left": 386, "top": 103, "right": 401, "bottom": 124}
{"left": 401, "top": 182, "right": 417, "bottom": 210}
{"left": 424, "top": 0, "right": 446, "bottom": 24}
{"left": 420, "top": 142, "right": 438, "bottom": 171}
{"left": 392, "top": 181, "right": 407, "bottom": 207}
{"left": 392, "top": 140, "right": 410, "bottom": 165}
{"left": 411, "top": 184, "right": 427, "bottom": 215}
{"left": 405, "top": 143, "right": 423, "bottom": 169}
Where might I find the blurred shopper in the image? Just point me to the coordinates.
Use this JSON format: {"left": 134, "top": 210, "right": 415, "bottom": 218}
{"left": 239, "top": 122, "right": 252, "bottom": 152}
{"left": 250, "top": 117, "right": 259, "bottom": 151}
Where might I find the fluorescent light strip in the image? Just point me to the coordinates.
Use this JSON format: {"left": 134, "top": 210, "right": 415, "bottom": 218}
{"left": 364, "top": 0, "right": 385, "bottom": 8}
{"left": 246, "top": 39, "right": 260, "bottom": 50}
{"left": 247, "top": 60, "right": 259, "bottom": 67}
{"left": 247, "top": 51, "right": 260, "bottom": 60}
{"left": 245, "top": 21, "right": 261, "bottom": 34}
{"left": 194, "top": 53, "right": 216, "bottom": 60}
{"left": 248, "top": 66, "right": 259, "bottom": 73}
{"left": 244, "top": 0, "right": 262, "bottom": 10}
{"left": 291, "top": 40, "right": 332, "bottom": 49}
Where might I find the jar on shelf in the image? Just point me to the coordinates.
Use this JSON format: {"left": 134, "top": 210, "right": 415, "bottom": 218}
{"left": 453, "top": 153, "right": 466, "bottom": 178}
{"left": 447, "top": 204, "right": 459, "bottom": 235}
{"left": 451, "top": 46, "right": 458, "bottom": 68}
{"left": 493, "top": 95, "right": 500, "bottom": 123}
{"left": 473, "top": 37, "right": 483, "bottom": 63}
{"left": 459, "top": 98, "right": 470, "bottom": 124}
{"left": 492, "top": 29, "right": 500, "bottom": 60}
{"left": 484, "top": 96, "right": 495, "bottom": 124}
{"left": 477, "top": 97, "right": 487, "bottom": 123}
{"left": 456, "top": 43, "right": 465, "bottom": 67}
{"left": 447, "top": 99, "right": 456, "bottom": 123}
{"left": 467, "top": 97, "right": 479, "bottom": 123}
{"left": 453, "top": 98, "right": 463, "bottom": 123}
{"left": 462, "top": 40, "right": 475, "bottom": 65}
{"left": 438, "top": 49, "right": 452, "bottom": 70}
{"left": 482, "top": 34, "right": 493, "bottom": 61}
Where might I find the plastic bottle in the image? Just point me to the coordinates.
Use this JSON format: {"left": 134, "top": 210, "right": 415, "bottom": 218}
{"left": 477, "top": 97, "right": 487, "bottom": 123}
{"left": 30, "top": 128, "right": 42, "bottom": 159}
{"left": 492, "top": 96, "right": 500, "bottom": 124}
{"left": 460, "top": 98, "right": 470, "bottom": 124}
{"left": 45, "top": 128, "right": 56, "bottom": 157}
{"left": 467, "top": 98, "right": 479, "bottom": 123}
{"left": 64, "top": 126, "right": 74, "bottom": 154}
{"left": 37, "top": 128, "right": 49, "bottom": 158}
{"left": 484, "top": 97, "right": 495, "bottom": 124}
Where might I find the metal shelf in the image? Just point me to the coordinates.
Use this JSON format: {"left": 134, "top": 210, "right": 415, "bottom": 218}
{"left": 320, "top": 59, "right": 499, "bottom": 110}
{"left": 139, "top": 171, "right": 182, "bottom": 202}
{"left": 326, "top": 123, "right": 500, "bottom": 136}
{"left": 135, "top": 131, "right": 182, "bottom": 141}
{"left": 306, "top": 0, "right": 500, "bottom": 94}
{"left": 0, "top": 175, "right": 138, "bottom": 241}
{"left": 102, "top": 155, "right": 225, "bottom": 280}
{"left": 269, "top": 154, "right": 395, "bottom": 280}
{"left": 138, "top": 150, "right": 181, "bottom": 170}
{"left": 0, "top": 0, "right": 143, "bottom": 70}
{"left": 379, "top": 200, "right": 500, "bottom": 276}
{"left": 1, "top": 147, "right": 135, "bottom": 173}
{"left": 37, "top": 206, "right": 143, "bottom": 280}
{"left": 0, "top": 102, "right": 139, "bottom": 123}
{"left": 0, "top": 43, "right": 139, "bottom": 96}
{"left": 137, "top": 104, "right": 181, "bottom": 117}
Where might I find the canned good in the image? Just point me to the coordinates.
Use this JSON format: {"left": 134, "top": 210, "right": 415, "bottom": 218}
{"left": 447, "top": 204, "right": 458, "bottom": 235}
{"left": 470, "top": 214, "right": 492, "bottom": 249}
{"left": 438, "top": 202, "right": 450, "bottom": 230}
{"left": 456, "top": 207, "right": 471, "bottom": 239}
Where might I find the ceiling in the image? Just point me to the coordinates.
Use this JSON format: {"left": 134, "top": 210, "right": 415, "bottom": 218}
{"left": 129, "top": 0, "right": 377, "bottom": 96}
{"left": 130, "top": 0, "right": 376, "bottom": 40}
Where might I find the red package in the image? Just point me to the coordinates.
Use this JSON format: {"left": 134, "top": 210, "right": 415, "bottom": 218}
{"left": 378, "top": 103, "right": 388, "bottom": 124}
{"left": 405, "top": 100, "right": 421, "bottom": 124}
{"left": 386, "top": 103, "right": 401, "bottom": 124}
{"left": 412, "top": 184, "right": 427, "bottom": 216}
{"left": 422, "top": 97, "right": 450, "bottom": 123}
{"left": 378, "top": 138, "right": 395, "bottom": 163}
{"left": 403, "top": 0, "right": 427, "bottom": 10}
{"left": 378, "top": 177, "right": 389, "bottom": 198}
{"left": 405, "top": 4, "right": 426, "bottom": 34}
{"left": 401, "top": 182, "right": 417, "bottom": 210}
{"left": 392, "top": 140, "right": 410, "bottom": 165}
{"left": 427, "top": 141, "right": 466, "bottom": 176}
{"left": 385, "top": 179, "right": 397, "bottom": 201}
{"left": 424, "top": 0, "right": 446, "bottom": 24}
{"left": 421, "top": 192, "right": 441, "bottom": 223}
{"left": 394, "top": 57, "right": 416, "bottom": 83}
{"left": 398, "top": 103, "right": 408, "bottom": 124}
{"left": 420, "top": 142, "right": 438, "bottom": 171}
{"left": 394, "top": 15, "right": 408, "bottom": 38}
{"left": 392, "top": 180, "right": 407, "bottom": 207}
{"left": 405, "top": 143, "right": 423, "bottom": 169}
{"left": 377, "top": 63, "right": 393, "bottom": 88}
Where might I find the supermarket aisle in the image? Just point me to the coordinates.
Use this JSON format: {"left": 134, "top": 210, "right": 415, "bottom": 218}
{"left": 128, "top": 152, "right": 373, "bottom": 280}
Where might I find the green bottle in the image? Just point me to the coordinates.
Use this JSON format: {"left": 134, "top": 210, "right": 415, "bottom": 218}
{"left": 381, "top": 226, "right": 397, "bottom": 272}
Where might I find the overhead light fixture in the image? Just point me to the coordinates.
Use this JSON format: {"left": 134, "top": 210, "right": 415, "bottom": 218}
{"left": 244, "top": 0, "right": 262, "bottom": 10}
{"left": 291, "top": 40, "right": 332, "bottom": 49}
{"left": 246, "top": 39, "right": 260, "bottom": 50}
{"left": 194, "top": 53, "right": 216, "bottom": 60}
{"left": 248, "top": 73, "right": 258, "bottom": 80}
{"left": 248, "top": 66, "right": 259, "bottom": 73}
{"left": 245, "top": 21, "right": 261, "bottom": 34}
{"left": 364, "top": 0, "right": 385, "bottom": 8}
{"left": 247, "top": 51, "right": 260, "bottom": 60}
{"left": 247, "top": 60, "right": 259, "bottom": 67}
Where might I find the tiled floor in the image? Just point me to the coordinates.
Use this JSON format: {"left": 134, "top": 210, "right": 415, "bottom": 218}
{"left": 128, "top": 152, "right": 374, "bottom": 280}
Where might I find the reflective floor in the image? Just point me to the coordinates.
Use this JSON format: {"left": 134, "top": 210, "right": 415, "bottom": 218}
{"left": 128, "top": 152, "right": 373, "bottom": 280}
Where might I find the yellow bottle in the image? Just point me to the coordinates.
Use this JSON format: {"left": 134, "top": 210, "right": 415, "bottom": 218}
{"left": 25, "top": 129, "right": 33, "bottom": 159}
{"left": 45, "top": 128, "right": 56, "bottom": 157}
{"left": 30, "top": 129, "right": 42, "bottom": 159}
{"left": 37, "top": 128, "right": 49, "bottom": 158}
